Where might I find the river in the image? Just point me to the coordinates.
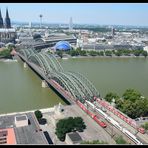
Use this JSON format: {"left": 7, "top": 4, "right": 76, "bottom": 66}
{"left": 0, "top": 57, "right": 148, "bottom": 114}
{"left": 0, "top": 59, "right": 65, "bottom": 114}
{"left": 60, "top": 57, "right": 148, "bottom": 98}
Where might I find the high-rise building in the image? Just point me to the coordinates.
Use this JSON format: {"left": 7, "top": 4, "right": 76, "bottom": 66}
{"left": 112, "top": 27, "right": 115, "bottom": 36}
{"left": 69, "top": 17, "right": 73, "bottom": 31}
{"left": 29, "top": 22, "right": 32, "bottom": 28}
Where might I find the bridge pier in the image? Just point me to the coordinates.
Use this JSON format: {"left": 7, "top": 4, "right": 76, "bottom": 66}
{"left": 24, "top": 62, "right": 28, "bottom": 68}
{"left": 42, "top": 80, "right": 48, "bottom": 88}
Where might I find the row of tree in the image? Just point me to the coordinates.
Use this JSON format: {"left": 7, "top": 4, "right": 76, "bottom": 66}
{"left": 80, "top": 140, "right": 108, "bottom": 144}
{"left": 55, "top": 117, "right": 86, "bottom": 141}
{"left": 80, "top": 136, "right": 127, "bottom": 144}
{"left": 104, "top": 89, "right": 148, "bottom": 119}
{"left": 0, "top": 44, "right": 15, "bottom": 58}
{"left": 55, "top": 48, "right": 148, "bottom": 58}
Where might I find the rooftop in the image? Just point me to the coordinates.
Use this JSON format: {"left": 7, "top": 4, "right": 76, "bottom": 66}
{"left": 15, "top": 115, "right": 28, "bottom": 121}
{"left": 0, "top": 128, "right": 16, "bottom": 145}
{"left": 0, "top": 28, "right": 15, "bottom": 32}
{"left": 0, "top": 113, "right": 48, "bottom": 144}
{"left": 66, "top": 132, "right": 82, "bottom": 142}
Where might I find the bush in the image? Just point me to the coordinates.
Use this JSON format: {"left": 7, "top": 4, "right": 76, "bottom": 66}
{"left": 34, "top": 110, "right": 43, "bottom": 120}
{"left": 141, "top": 122, "right": 148, "bottom": 130}
{"left": 115, "top": 136, "right": 127, "bottom": 144}
{"left": 0, "top": 49, "right": 11, "bottom": 58}
{"left": 104, "top": 92, "right": 119, "bottom": 103}
{"left": 81, "top": 140, "right": 108, "bottom": 144}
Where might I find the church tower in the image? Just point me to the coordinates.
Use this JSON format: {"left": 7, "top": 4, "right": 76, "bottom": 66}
{"left": 0, "top": 9, "right": 4, "bottom": 28}
{"left": 5, "top": 8, "right": 11, "bottom": 28}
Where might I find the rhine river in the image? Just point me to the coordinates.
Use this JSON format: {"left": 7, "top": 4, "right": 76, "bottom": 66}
{"left": 0, "top": 59, "right": 66, "bottom": 114}
{"left": 0, "top": 57, "right": 148, "bottom": 114}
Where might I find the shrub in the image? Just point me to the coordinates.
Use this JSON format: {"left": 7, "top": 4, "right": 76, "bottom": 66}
{"left": 34, "top": 110, "right": 43, "bottom": 120}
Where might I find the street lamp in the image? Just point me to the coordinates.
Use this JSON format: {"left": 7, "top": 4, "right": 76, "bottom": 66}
{"left": 39, "top": 14, "right": 43, "bottom": 28}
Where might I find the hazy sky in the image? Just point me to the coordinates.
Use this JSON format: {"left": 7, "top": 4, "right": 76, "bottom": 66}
{"left": 0, "top": 3, "right": 148, "bottom": 26}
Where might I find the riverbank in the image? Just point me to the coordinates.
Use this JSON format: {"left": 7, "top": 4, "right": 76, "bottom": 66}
{"left": 60, "top": 55, "right": 147, "bottom": 59}
{"left": 0, "top": 57, "right": 13, "bottom": 61}
{"left": 0, "top": 107, "right": 55, "bottom": 117}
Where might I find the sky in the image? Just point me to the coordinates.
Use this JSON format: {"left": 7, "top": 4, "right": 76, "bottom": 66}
{"left": 0, "top": 3, "right": 148, "bottom": 26}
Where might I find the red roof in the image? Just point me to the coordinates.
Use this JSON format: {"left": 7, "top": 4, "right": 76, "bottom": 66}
{"left": 0, "top": 128, "right": 16, "bottom": 145}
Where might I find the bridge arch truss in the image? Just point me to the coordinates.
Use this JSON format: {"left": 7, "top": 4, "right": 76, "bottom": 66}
{"left": 19, "top": 48, "right": 100, "bottom": 103}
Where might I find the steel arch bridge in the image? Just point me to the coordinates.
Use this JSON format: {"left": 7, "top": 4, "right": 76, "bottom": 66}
{"left": 19, "top": 48, "right": 100, "bottom": 103}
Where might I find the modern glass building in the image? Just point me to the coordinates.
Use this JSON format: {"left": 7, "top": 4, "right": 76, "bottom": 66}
{"left": 54, "top": 41, "right": 71, "bottom": 51}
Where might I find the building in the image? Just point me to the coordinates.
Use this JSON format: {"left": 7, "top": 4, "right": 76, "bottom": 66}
{"left": 0, "top": 9, "right": 4, "bottom": 28}
{"left": 29, "top": 22, "right": 32, "bottom": 28}
{"left": 14, "top": 114, "right": 29, "bottom": 127}
{"left": 143, "top": 46, "right": 148, "bottom": 53}
{"left": 0, "top": 8, "right": 16, "bottom": 44}
{"left": 54, "top": 41, "right": 71, "bottom": 51}
{"left": 0, "top": 128, "right": 16, "bottom": 144}
{"left": 5, "top": 8, "right": 11, "bottom": 28}
{"left": 65, "top": 132, "right": 82, "bottom": 145}
{"left": 112, "top": 27, "right": 115, "bottom": 36}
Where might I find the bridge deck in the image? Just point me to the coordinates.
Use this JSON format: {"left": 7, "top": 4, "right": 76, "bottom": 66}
{"left": 18, "top": 53, "right": 75, "bottom": 105}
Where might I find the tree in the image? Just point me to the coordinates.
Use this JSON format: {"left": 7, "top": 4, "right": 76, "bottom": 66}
{"left": 79, "top": 50, "right": 87, "bottom": 56}
{"left": 99, "top": 51, "right": 104, "bottom": 56}
{"left": 104, "top": 92, "right": 119, "bottom": 103}
{"left": 121, "top": 100, "right": 137, "bottom": 118}
{"left": 56, "top": 50, "right": 63, "bottom": 58}
{"left": 133, "top": 49, "right": 142, "bottom": 56}
{"left": 74, "top": 117, "right": 86, "bottom": 132}
{"left": 7, "top": 44, "right": 15, "bottom": 51}
{"left": 34, "top": 110, "right": 43, "bottom": 121}
{"left": 115, "top": 136, "right": 127, "bottom": 144}
{"left": 112, "top": 50, "right": 116, "bottom": 54}
{"left": 141, "top": 122, "right": 148, "bottom": 130}
{"left": 122, "top": 89, "right": 141, "bottom": 102}
{"left": 122, "top": 49, "right": 131, "bottom": 56}
{"left": 89, "top": 50, "right": 97, "bottom": 56}
{"left": 115, "top": 98, "right": 124, "bottom": 110}
{"left": 55, "top": 117, "right": 86, "bottom": 141}
{"left": 69, "top": 50, "right": 79, "bottom": 56}
{"left": 105, "top": 50, "right": 112, "bottom": 56}
{"left": 141, "top": 50, "right": 148, "bottom": 58}
{"left": 134, "top": 98, "right": 148, "bottom": 117}
{"left": 0, "top": 49, "right": 12, "bottom": 58}
{"left": 115, "top": 50, "right": 122, "bottom": 56}
{"left": 106, "top": 89, "right": 148, "bottom": 119}
{"left": 81, "top": 140, "right": 108, "bottom": 144}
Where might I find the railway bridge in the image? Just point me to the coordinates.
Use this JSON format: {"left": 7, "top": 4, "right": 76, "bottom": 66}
{"left": 16, "top": 48, "right": 147, "bottom": 144}
{"left": 18, "top": 48, "right": 100, "bottom": 104}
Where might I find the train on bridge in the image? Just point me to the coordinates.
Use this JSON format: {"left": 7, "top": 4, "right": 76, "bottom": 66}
{"left": 17, "top": 48, "right": 145, "bottom": 145}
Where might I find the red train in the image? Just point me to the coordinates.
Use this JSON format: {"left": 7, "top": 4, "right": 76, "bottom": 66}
{"left": 76, "top": 100, "right": 107, "bottom": 128}
{"left": 95, "top": 97, "right": 145, "bottom": 134}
